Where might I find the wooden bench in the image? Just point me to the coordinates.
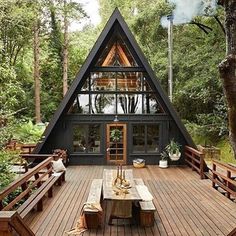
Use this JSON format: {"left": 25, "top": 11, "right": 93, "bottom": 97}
{"left": 0, "top": 157, "right": 65, "bottom": 219}
{"left": 134, "top": 178, "right": 156, "bottom": 227}
{"left": 84, "top": 179, "right": 103, "bottom": 229}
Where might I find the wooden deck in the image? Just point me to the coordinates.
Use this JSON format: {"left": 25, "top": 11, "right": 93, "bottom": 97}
{"left": 24, "top": 165, "right": 236, "bottom": 236}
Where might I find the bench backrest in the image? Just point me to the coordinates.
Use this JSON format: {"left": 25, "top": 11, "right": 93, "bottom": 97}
{"left": 0, "top": 157, "right": 53, "bottom": 211}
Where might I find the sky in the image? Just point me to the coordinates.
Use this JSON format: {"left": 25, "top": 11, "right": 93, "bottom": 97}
{"left": 70, "top": 0, "right": 101, "bottom": 31}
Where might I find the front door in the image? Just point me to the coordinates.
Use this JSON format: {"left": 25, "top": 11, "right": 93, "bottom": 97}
{"left": 106, "top": 123, "right": 127, "bottom": 164}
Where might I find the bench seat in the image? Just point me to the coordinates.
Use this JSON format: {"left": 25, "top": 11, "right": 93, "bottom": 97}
{"left": 17, "top": 171, "right": 65, "bottom": 218}
{"left": 134, "top": 178, "right": 156, "bottom": 227}
{"left": 84, "top": 179, "right": 103, "bottom": 228}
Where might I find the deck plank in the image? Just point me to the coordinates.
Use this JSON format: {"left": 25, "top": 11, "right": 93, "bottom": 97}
{"left": 25, "top": 165, "right": 236, "bottom": 236}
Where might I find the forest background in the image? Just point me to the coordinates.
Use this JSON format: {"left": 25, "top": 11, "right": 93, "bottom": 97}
{"left": 0, "top": 0, "right": 234, "bottom": 188}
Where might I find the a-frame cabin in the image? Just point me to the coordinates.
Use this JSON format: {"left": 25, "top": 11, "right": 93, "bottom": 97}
{"left": 34, "top": 8, "right": 195, "bottom": 165}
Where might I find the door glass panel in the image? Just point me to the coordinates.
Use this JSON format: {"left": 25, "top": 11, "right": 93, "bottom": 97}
{"left": 107, "top": 125, "right": 126, "bottom": 163}
{"left": 133, "top": 125, "right": 145, "bottom": 153}
{"left": 91, "top": 94, "right": 116, "bottom": 114}
{"left": 147, "top": 125, "right": 159, "bottom": 153}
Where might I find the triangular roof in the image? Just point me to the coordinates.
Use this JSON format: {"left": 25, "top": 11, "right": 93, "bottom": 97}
{"left": 34, "top": 8, "right": 195, "bottom": 153}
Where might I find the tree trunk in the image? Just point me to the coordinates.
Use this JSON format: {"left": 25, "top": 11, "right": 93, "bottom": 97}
{"left": 62, "top": 0, "right": 68, "bottom": 96}
{"left": 219, "top": 0, "right": 236, "bottom": 157}
{"left": 33, "top": 19, "right": 41, "bottom": 123}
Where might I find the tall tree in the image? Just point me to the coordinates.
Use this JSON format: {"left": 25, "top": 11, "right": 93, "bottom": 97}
{"left": 218, "top": 0, "right": 236, "bottom": 157}
{"left": 33, "top": 17, "right": 41, "bottom": 123}
{"left": 62, "top": 0, "right": 69, "bottom": 96}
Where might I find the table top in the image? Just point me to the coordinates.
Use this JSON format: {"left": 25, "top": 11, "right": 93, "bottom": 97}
{"left": 102, "top": 169, "right": 142, "bottom": 201}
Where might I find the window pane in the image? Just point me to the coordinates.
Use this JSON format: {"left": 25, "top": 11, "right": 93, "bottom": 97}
{"left": 133, "top": 125, "right": 145, "bottom": 153}
{"left": 69, "top": 94, "right": 90, "bottom": 114}
{"left": 147, "top": 125, "right": 160, "bottom": 153}
{"left": 88, "top": 124, "right": 101, "bottom": 153}
{"left": 117, "top": 94, "right": 142, "bottom": 114}
{"left": 143, "top": 76, "right": 152, "bottom": 91}
{"left": 81, "top": 77, "right": 89, "bottom": 91}
{"left": 91, "top": 94, "right": 116, "bottom": 114}
{"left": 144, "top": 94, "right": 164, "bottom": 114}
{"left": 91, "top": 72, "right": 116, "bottom": 91}
{"left": 73, "top": 125, "right": 87, "bottom": 152}
{"left": 95, "top": 35, "right": 138, "bottom": 67}
{"left": 117, "top": 72, "right": 142, "bottom": 91}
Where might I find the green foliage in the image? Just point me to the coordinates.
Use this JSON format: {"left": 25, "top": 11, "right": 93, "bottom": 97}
{"left": 165, "top": 139, "right": 181, "bottom": 154}
{"left": 110, "top": 129, "right": 122, "bottom": 142}
{"left": 13, "top": 121, "right": 45, "bottom": 143}
{"left": 216, "top": 139, "right": 236, "bottom": 164}
{"left": 0, "top": 150, "right": 16, "bottom": 191}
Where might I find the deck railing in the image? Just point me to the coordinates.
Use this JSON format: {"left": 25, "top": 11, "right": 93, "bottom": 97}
{"left": 0, "top": 155, "right": 65, "bottom": 235}
{"left": 0, "top": 157, "right": 53, "bottom": 211}
{"left": 212, "top": 160, "right": 236, "bottom": 200}
{"left": 184, "top": 146, "right": 207, "bottom": 179}
{"left": 0, "top": 211, "right": 34, "bottom": 236}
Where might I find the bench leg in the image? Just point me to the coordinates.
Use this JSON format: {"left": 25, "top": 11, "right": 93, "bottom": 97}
{"left": 48, "top": 187, "right": 53, "bottom": 198}
{"left": 84, "top": 212, "right": 101, "bottom": 229}
{"left": 140, "top": 211, "right": 154, "bottom": 227}
{"left": 62, "top": 172, "right": 65, "bottom": 182}
{"left": 37, "top": 199, "right": 43, "bottom": 211}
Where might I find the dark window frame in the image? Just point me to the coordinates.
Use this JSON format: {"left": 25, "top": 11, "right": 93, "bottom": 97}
{"left": 72, "top": 123, "right": 102, "bottom": 154}
{"left": 132, "top": 123, "right": 161, "bottom": 154}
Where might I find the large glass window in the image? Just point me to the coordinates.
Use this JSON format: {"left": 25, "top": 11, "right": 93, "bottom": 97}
{"left": 132, "top": 124, "right": 160, "bottom": 153}
{"left": 91, "top": 72, "right": 116, "bottom": 91}
{"left": 117, "top": 72, "right": 142, "bottom": 91}
{"left": 91, "top": 94, "right": 116, "bottom": 114}
{"left": 73, "top": 124, "right": 101, "bottom": 153}
{"left": 117, "top": 94, "right": 142, "bottom": 114}
{"left": 68, "top": 72, "right": 165, "bottom": 115}
{"left": 133, "top": 125, "right": 145, "bottom": 153}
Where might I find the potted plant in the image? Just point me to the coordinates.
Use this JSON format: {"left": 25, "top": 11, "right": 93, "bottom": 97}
{"left": 159, "top": 151, "right": 168, "bottom": 168}
{"left": 165, "top": 139, "right": 181, "bottom": 161}
{"left": 110, "top": 128, "right": 122, "bottom": 142}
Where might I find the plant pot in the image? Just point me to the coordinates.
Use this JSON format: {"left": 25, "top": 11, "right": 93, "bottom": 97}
{"left": 169, "top": 152, "right": 181, "bottom": 161}
{"left": 159, "top": 160, "right": 168, "bottom": 168}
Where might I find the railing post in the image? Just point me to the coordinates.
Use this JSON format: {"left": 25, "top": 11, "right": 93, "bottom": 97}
{"left": 200, "top": 153, "right": 205, "bottom": 179}
{"left": 212, "top": 162, "right": 216, "bottom": 188}
{"left": 226, "top": 170, "right": 231, "bottom": 199}
{"left": 191, "top": 153, "right": 194, "bottom": 171}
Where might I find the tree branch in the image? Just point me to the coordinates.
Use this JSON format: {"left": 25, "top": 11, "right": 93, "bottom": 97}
{"left": 214, "top": 16, "right": 226, "bottom": 34}
{"left": 190, "top": 21, "right": 213, "bottom": 34}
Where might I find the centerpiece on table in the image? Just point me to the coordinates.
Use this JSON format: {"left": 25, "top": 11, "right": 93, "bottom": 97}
{"left": 113, "top": 164, "right": 131, "bottom": 195}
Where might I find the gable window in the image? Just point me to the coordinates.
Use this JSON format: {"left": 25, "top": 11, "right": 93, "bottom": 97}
{"left": 132, "top": 124, "right": 160, "bottom": 153}
{"left": 68, "top": 72, "right": 165, "bottom": 114}
{"left": 73, "top": 124, "right": 101, "bottom": 153}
